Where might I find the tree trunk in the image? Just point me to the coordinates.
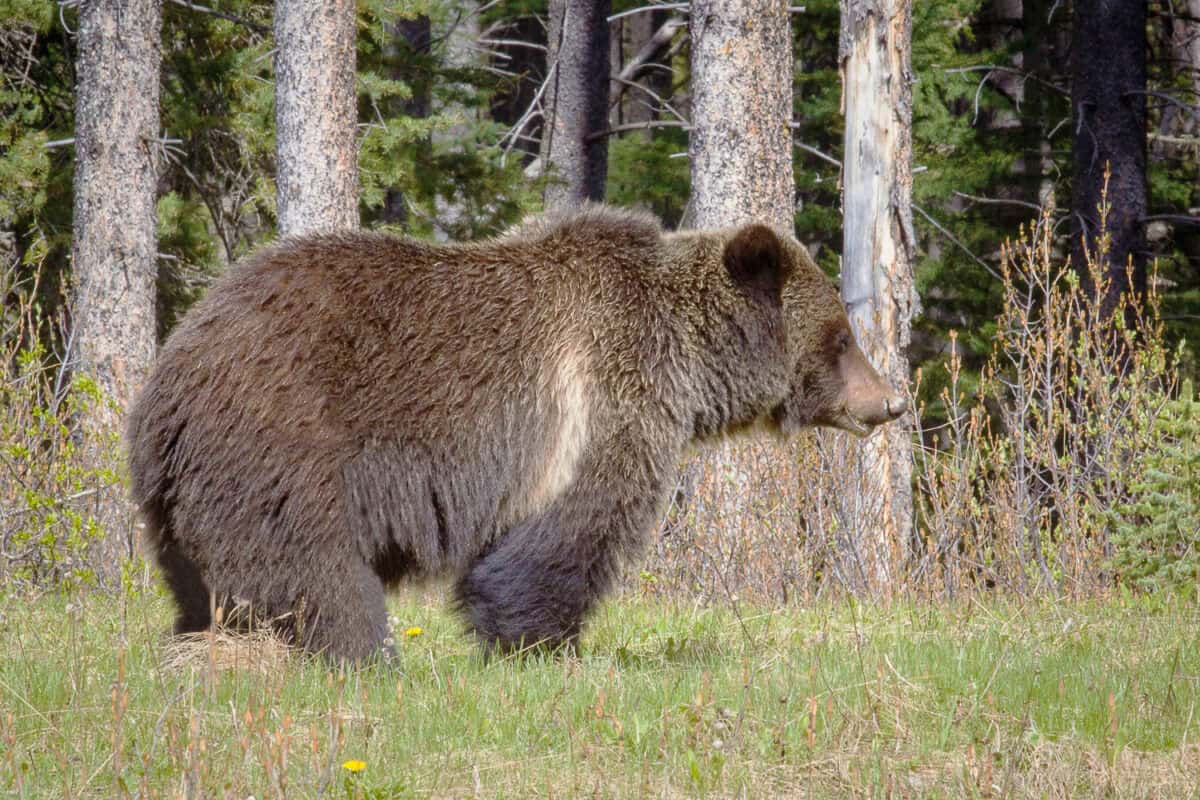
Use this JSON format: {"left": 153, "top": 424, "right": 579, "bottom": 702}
{"left": 540, "top": 0, "right": 611, "bottom": 207}
{"left": 274, "top": 0, "right": 358, "bottom": 236}
{"left": 838, "top": 0, "right": 916, "bottom": 591}
{"left": 684, "top": 0, "right": 797, "bottom": 565}
{"left": 69, "top": 0, "right": 163, "bottom": 569}
{"left": 1070, "top": 0, "right": 1147, "bottom": 322}
{"left": 688, "top": 0, "right": 794, "bottom": 228}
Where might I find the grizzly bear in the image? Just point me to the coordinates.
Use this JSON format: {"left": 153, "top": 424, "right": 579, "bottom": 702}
{"left": 126, "top": 205, "right": 905, "bottom": 660}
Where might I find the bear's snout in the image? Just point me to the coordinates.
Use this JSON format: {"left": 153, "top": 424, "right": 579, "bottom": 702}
{"left": 837, "top": 342, "right": 907, "bottom": 434}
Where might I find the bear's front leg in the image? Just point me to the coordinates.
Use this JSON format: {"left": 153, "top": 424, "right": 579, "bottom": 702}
{"left": 454, "top": 432, "right": 673, "bottom": 653}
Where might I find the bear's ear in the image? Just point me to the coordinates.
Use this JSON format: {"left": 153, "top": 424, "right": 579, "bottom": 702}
{"left": 723, "top": 224, "right": 789, "bottom": 300}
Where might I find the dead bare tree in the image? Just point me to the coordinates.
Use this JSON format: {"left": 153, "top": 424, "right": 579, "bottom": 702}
{"left": 837, "top": 0, "right": 916, "bottom": 591}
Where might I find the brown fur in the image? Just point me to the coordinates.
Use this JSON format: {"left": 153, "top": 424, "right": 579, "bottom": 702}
{"left": 126, "top": 204, "right": 900, "bottom": 660}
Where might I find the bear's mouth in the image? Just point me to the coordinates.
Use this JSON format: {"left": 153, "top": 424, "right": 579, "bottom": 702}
{"left": 827, "top": 409, "right": 872, "bottom": 438}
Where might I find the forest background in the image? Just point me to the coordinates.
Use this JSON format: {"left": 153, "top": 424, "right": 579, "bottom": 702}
{"left": 2, "top": 0, "right": 1199, "bottom": 602}
{"left": 4, "top": 2, "right": 1200, "bottom": 796}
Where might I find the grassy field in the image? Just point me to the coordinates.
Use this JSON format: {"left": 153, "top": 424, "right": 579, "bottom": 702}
{"left": 2, "top": 585, "right": 1199, "bottom": 799}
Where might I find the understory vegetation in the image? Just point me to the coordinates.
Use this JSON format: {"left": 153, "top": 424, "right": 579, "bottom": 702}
{"left": 3, "top": 2, "right": 1199, "bottom": 795}
{"left": 2, "top": 589, "right": 1199, "bottom": 798}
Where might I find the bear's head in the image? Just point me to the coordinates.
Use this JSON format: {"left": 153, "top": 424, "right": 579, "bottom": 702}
{"left": 720, "top": 223, "right": 907, "bottom": 438}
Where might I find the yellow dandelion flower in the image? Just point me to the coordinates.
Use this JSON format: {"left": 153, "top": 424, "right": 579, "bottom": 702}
{"left": 404, "top": 626, "right": 423, "bottom": 638}
{"left": 342, "top": 759, "right": 366, "bottom": 773}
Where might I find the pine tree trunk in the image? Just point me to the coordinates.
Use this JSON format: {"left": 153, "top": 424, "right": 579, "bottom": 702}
{"left": 540, "top": 0, "right": 611, "bottom": 207}
{"left": 688, "top": 0, "right": 794, "bottom": 228}
{"left": 274, "top": 0, "right": 358, "bottom": 236}
{"left": 69, "top": 0, "right": 163, "bottom": 570}
{"left": 685, "top": 0, "right": 798, "bottom": 554}
{"left": 1069, "top": 0, "right": 1147, "bottom": 322}
{"left": 838, "top": 0, "right": 915, "bottom": 591}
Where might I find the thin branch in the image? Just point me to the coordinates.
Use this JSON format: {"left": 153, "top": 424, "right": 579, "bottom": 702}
{"left": 944, "top": 65, "right": 1068, "bottom": 97}
{"left": 586, "top": 119, "right": 688, "bottom": 141}
{"left": 166, "top": 0, "right": 270, "bottom": 35}
{"left": 499, "top": 62, "right": 556, "bottom": 160}
{"left": 794, "top": 141, "right": 842, "bottom": 169}
{"left": 609, "top": 17, "right": 684, "bottom": 105}
{"left": 1126, "top": 90, "right": 1200, "bottom": 120}
{"left": 953, "top": 190, "right": 1046, "bottom": 213}
{"left": 609, "top": 76, "right": 689, "bottom": 125}
{"left": 608, "top": 3, "right": 689, "bottom": 23}
{"left": 477, "top": 38, "right": 547, "bottom": 53}
{"left": 913, "top": 204, "right": 1004, "bottom": 282}
{"left": 1149, "top": 132, "right": 1200, "bottom": 146}
{"left": 786, "top": 123, "right": 841, "bottom": 168}
{"left": 1141, "top": 214, "right": 1200, "bottom": 228}
{"left": 43, "top": 137, "right": 74, "bottom": 149}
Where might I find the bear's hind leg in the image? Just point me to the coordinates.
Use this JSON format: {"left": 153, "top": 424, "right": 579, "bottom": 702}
{"left": 155, "top": 536, "right": 213, "bottom": 634}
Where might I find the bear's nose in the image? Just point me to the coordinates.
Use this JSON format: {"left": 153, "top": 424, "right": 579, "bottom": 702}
{"left": 884, "top": 393, "right": 907, "bottom": 419}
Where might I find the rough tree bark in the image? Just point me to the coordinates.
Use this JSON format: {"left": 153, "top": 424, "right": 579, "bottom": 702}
{"left": 1070, "top": 0, "right": 1147, "bottom": 321}
{"left": 838, "top": 0, "right": 916, "bottom": 591}
{"left": 274, "top": 0, "right": 358, "bottom": 236}
{"left": 540, "top": 0, "right": 611, "bottom": 206}
{"left": 685, "top": 0, "right": 797, "bottom": 551}
{"left": 70, "top": 0, "right": 162, "bottom": 422}
{"left": 688, "top": 0, "right": 794, "bottom": 227}
{"left": 70, "top": 0, "right": 163, "bottom": 569}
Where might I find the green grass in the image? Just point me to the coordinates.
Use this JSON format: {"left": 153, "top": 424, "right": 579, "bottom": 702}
{"left": 2, "top": 585, "right": 1200, "bottom": 798}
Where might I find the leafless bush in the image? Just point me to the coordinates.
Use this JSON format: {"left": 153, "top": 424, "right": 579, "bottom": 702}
{"left": 910, "top": 209, "right": 1174, "bottom": 598}
{"left": 644, "top": 206, "right": 1178, "bottom": 604}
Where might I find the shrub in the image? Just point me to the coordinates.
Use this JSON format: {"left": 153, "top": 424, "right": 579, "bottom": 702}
{"left": 2, "top": 257, "right": 121, "bottom": 590}
{"left": 1109, "top": 380, "right": 1200, "bottom": 597}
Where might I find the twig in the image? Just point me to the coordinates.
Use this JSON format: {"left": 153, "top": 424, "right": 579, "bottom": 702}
{"left": 585, "top": 119, "right": 688, "bottom": 141}
{"left": 1141, "top": 214, "right": 1200, "bottom": 228}
{"left": 166, "top": 0, "right": 270, "bottom": 35}
{"left": 952, "top": 190, "right": 1045, "bottom": 213}
{"left": 913, "top": 203, "right": 1004, "bottom": 282}
{"left": 944, "top": 64, "right": 1068, "bottom": 97}
{"left": 609, "top": 75, "right": 689, "bottom": 124}
{"left": 477, "top": 38, "right": 546, "bottom": 53}
{"left": 1126, "top": 90, "right": 1200, "bottom": 120}
{"left": 609, "top": 17, "right": 684, "bottom": 106}
{"left": 793, "top": 140, "right": 842, "bottom": 169}
{"left": 608, "top": 3, "right": 689, "bottom": 23}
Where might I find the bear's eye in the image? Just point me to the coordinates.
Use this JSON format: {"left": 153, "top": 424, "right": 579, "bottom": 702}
{"left": 837, "top": 331, "right": 851, "bottom": 355}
